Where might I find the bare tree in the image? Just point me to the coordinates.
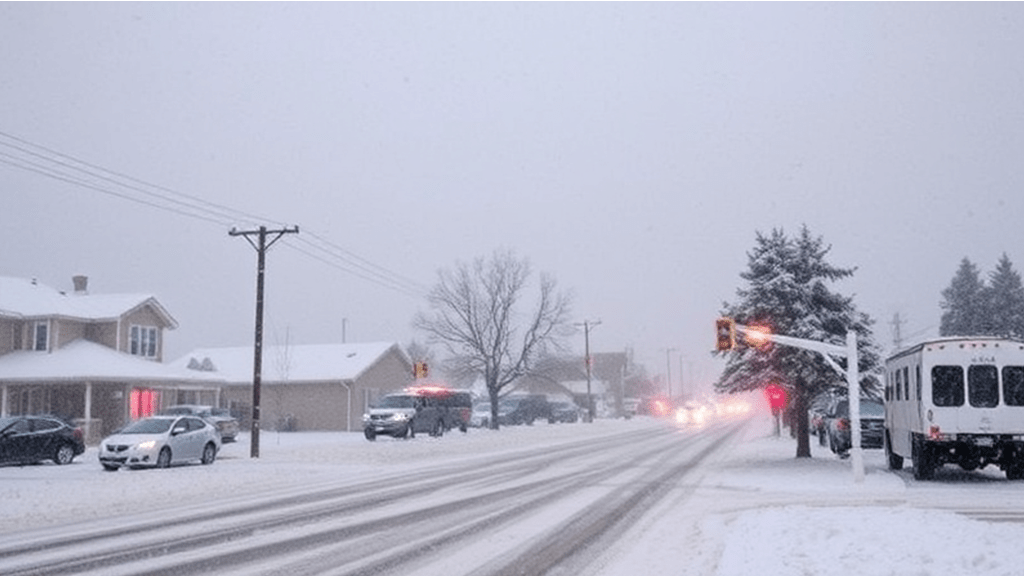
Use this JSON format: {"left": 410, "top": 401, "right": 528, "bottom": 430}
{"left": 414, "top": 249, "right": 572, "bottom": 429}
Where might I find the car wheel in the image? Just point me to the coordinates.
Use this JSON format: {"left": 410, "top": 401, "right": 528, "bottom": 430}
{"left": 157, "top": 446, "right": 172, "bottom": 469}
{"left": 364, "top": 428, "right": 376, "bottom": 441}
{"left": 432, "top": 419, "right": 444, "bottom": 437}
{"left": 102, "top": 463, "right": 119, "bottom": 472}
{"left": 201, "top": 442, "right": 217, "bottom": 465}
{"left": 1007, "top": 461, "right": 1024, "bottom": 480}
{"left": 54, "top": 444, "right": 75, "bottom": 465}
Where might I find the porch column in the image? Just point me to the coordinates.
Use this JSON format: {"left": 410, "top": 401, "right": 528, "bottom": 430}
{"left": 84, "top": 381, "right": 93, "bottom": 443}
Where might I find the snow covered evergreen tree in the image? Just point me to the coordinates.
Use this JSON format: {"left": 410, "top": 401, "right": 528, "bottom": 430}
{"left": 939, "top": 258, "right": 989, "bottom": 337}
{"left": 717, "top": 226, "right": 880, "bottom": 458}
{"left": 984, "top": 254, "right": 1024, "bottom": 339}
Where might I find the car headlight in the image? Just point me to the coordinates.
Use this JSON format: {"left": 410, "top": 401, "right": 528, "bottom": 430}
{"left": 137, "top": 440, "right": 157, "bottom": 450}
{"left": 391, "top": 413, "right": 409, "bottom": 422}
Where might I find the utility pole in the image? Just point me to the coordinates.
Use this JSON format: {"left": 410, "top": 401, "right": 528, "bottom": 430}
{"left": 891, "top": 312, "right": 906, "bottom": 351}
{"left": 230, "top": 225, "right": 299, "bottom": 458}
{"left": 575, "top": 320, "right": 601, "bottom": 422}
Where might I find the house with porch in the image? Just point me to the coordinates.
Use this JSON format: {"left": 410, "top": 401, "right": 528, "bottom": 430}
{"left": 172, "top": 342, "right": 414, "bottom": 432}
{"left": 0, "top": 275, "right": 225, "bottom": 443}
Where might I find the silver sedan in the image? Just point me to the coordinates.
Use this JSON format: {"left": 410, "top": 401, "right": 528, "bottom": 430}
{"left": 99, "top": 415, "right": 220, "bottom": 471}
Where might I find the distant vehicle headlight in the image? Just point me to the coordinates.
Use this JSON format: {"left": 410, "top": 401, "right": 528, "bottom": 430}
{"left": 391, "top": 413, "right": 409, "bottom": 422}
{"left": 137, "top": 440, "right": 157, "bottom": 450}
{"left": 362, "top": 413, "right": 370, "bottom": 423}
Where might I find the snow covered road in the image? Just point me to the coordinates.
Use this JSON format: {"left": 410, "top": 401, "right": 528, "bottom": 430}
{"left": 0, "top": 417, "right": 746, "bottom": 575}
{"left": 3, "top": 413, "right": 1024, "bottom": 576}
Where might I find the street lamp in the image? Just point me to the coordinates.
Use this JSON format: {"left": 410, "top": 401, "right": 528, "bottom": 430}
{"left": 663, "top": 347, "right": 677, "bottom": 401}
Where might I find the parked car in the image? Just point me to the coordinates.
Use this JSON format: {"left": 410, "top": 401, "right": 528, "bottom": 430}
{"left": 0, "top": 415, "right": 85, "bottom": 466}
{"left": 826, "top": 398, "right": 885, "bottom": 458}
{"left": 497, "top": 395, "right": 552, "bottom": 426}
{"left": 548, "top": 400, "right": 581, "bottom": 423}
{"left": 470, "top": 403, "right": 493, "bottom": 428}
{"left": 98, "top": 415, "right": 220, "bottom": 470}
{"left": 159, "top": 404, "right": 240, "bottom": 443}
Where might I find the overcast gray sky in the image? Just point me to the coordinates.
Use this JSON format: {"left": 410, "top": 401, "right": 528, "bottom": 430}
{"left": 3, "top": 3, "right": 1023, "bottom": 396}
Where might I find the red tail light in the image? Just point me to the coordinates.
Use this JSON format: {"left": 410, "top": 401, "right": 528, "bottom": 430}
{"left": 73, "top": 428, "right": 83, "bottom": 442}
{"left": 837, "top": 418, "right": 850, "bottom": 431}
{"left": 929, "top": 426, "right": 942, "bottom": 440}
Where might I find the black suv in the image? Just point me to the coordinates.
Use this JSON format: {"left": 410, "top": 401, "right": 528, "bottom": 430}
{"left": 826, "top": 398, "right": 885, "bottom": 458}
{"left": 497, "top": 395, "right": 552, "bottom": 426}
{"left": 0, "top": 415, "right": 86, "bottom": 465}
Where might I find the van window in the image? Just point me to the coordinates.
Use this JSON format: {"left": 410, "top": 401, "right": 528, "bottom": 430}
{"left": 968, "top": 365, "right": 999, "bottom": 408}
{"left": 932, "top": 365, "right": 965, "bottom": 407}
{"left": 916, "top": 365, "right": 922, "bottom": 400}
{"left": 902, "top": 367, "right": 910, "bottom": 401}
{"left": 1003, "top": 366, "right": 1024, "bottom": 406}
{"left": 895, "top": 369, "right": 902, "bottom": 401}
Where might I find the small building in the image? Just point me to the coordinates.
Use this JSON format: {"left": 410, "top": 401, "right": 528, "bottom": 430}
{"left": 0, "top": 275, "right": 225, "bottom": 443}
{"left": 173, "top": 342, "right": 414, "bottom": 432}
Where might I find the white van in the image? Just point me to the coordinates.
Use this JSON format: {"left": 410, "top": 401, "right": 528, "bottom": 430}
{"left": 884, "top": 337, "right": 1024, "bottom": 480}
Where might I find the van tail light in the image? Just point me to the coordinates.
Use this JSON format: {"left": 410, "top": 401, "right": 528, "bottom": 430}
{"left": 929, "top": 426, "right": 943, "bottom": 441}
{"left": 837, "top": 418, "right": 850, "bottom": 431}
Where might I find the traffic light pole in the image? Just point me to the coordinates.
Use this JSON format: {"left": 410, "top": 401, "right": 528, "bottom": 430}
{"left": 734, "top": 324, "right": 864, "bottom": 483}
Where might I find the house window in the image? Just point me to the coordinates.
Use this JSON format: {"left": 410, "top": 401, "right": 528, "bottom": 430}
{"left": 130, "top": 325, "right": 158, "bottom": 358}
{"left": 33, "top": 321, "right": 49, "bottom": 351}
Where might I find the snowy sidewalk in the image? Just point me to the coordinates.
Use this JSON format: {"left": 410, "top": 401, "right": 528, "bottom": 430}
{"left": 637, "top": 415, "right": 1024, "bottom": 576}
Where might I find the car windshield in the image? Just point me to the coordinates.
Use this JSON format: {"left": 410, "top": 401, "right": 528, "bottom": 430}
{"left": 375, "top": 395, "right": 415, "bottom": 409}
{"left": 119, "top": 418, "right": 174, "bottom": 434}
{"left": 160, "top": 407, "right": 195, "bottom": 415}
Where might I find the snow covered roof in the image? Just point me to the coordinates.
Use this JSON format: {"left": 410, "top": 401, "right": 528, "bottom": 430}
{"left": 172, "top": 342, "right": 409, "bottom": 384}
{"left": 0, "top": 339, "right": 223, "bottom": 383}
{"left": 0, "top": 276, "right": 177, "bottom": 328}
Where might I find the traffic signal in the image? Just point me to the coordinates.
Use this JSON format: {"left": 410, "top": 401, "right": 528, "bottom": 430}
{"left": 715, "top": 317, "right": 735, "bottom": 351}
{"left": 765, "top": 383, "right": 786, "bottom": 412}
{"left": 413, "top": 362, "right": 428, "bottom": 379}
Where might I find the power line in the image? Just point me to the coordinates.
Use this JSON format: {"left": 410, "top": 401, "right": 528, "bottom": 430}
{"left": 0, "top": 129, "right": 426, "bottom": 298}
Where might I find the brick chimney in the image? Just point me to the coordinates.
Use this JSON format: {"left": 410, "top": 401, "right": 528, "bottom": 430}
{"left": 72, "top": 275, "right": 89, "bottom": 295}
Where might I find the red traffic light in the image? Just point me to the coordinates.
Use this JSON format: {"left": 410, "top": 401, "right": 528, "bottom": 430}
{"left": 764, "top": 384, "right": 786, "bottom": 411}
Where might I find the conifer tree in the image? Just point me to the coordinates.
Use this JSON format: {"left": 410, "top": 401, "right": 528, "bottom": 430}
{"left": 986, "top": 254, "right": 1024, "bottom": 339}
{"left": 717, "top": 225, "right": 879, "bottom": 458}
{"left": 939, "top": 258, "right": 988, "bottom": 337}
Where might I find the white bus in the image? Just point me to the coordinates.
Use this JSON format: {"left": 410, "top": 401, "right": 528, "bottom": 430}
{"left": 884, "top": 337, "right": 1024, "bottom": 480}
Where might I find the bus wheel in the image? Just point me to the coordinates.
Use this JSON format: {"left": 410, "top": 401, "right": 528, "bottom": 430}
{"left": 913, "top": 436, "right": 935, "bottom": 480}
{"left": 885, "top": 432, "right": 904, "bottom": 470}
